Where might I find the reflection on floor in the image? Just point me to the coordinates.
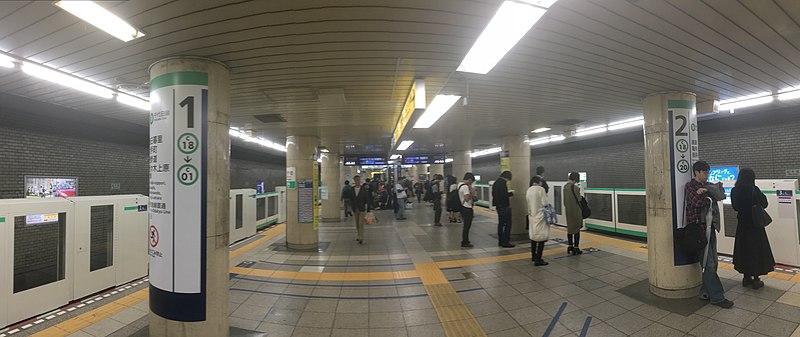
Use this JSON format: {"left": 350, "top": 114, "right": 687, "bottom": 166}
{"left": 8, "top": 203, "right": 800, "bottom": 337}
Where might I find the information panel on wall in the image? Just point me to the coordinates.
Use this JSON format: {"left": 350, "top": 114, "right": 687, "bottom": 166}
{"left": 668, "top": 100, "right": 699, "bottom": 266}
{"left": 401, "top": 154, "right": 445, "bottom": 165}
{"left": 344, "top": 156, "right": 388, "bottom": 166}
{"left": 148, "top": 71, "right": 208, "bottom": 322}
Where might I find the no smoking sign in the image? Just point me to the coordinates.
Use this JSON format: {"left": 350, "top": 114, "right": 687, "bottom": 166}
{"left": 150, "top": 225, "right": 160, "bottom": 248}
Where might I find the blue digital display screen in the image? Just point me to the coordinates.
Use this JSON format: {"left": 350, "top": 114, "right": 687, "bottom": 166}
{"left": 709, "top": 166, "right": 738, "bottom": 182}
{"left": 401, "top": 154, "right": 445, "bottom": 165}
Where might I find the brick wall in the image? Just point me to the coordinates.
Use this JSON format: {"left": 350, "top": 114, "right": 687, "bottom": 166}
{"left": 471, "top": 107, "right": 800, "bottom": 188}
{"left": 0, "top": 125, "right": 287, "bottom": 199}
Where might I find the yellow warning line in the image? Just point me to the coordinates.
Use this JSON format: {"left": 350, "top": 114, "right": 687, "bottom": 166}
{"left": 31, "top": 224, "right": 287, "bottom": 337}
{"left": 415, "top": 262, "right": 486, "bottom": 337}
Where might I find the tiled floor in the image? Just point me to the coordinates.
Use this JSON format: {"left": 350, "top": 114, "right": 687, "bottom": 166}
{"left": 10, "top": 203, "right": 800, "bottom": 337}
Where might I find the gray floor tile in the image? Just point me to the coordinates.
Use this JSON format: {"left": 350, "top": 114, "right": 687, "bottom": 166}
{"left": 477, "top": 312, "right": 520, "bottom": 334}
{"left": 497, "top": 295, "right": 535, "bottom": 311}
{"left": 630, "top": 322, "right": 684, "bottom": 337}
{"left": 558, "top": 309, "right": 601, "bottom": 332}
{"left": 524, "top": 289, "right": 562, "bottom": 305}
{"left": 507, "top": 305, "right": 550, "bottom": 326}
{"left": 659, "top": 313, "right": 707, "bottom": 333}
{"left": 400, "top": 297, "right": 433, "bottom": 311}
{"left": 368, "top": 327, "right": 408, "bottom": 337}
{"left": 81, "top": 318, "right": 125, "bottom": 337}
{"left": 331, "top": 328, "right": 369, "bottom": 337}
{"left": 67, "top": 332, "right": 95, "bottom": 337}
{"left": 467, "top": 299, "right": 506, "bottom": 317}
{"left": 369, "top": 312, "right": 406, "bottom": 328}
{"left": 745, "top": 315, "right": 798, "bottom": 337}
{"left": 689, "top": 318, "right": 743, "bottom": 337}
{"left": 228, "top": 317, "right": 261, "bottom": 331}
{"left": 297, "top": 311, "right": 335, "bottom": 328}
{"left": 604, "top": 311, "right": 652, "bottom": 335}
{"left": 274, "top": 297, "right": 309, "bottom": 311}
{"left": 487, "top": 326, "right": 532, "bottom": 337}
{"left": 711, "top": 307, "right": 760, "bottom": 328}
{"left": 566, "top": 292, "right": 606, "bottom": 309}
{"left": 762, "top": 302, "right": 800, "bottom": 323}
{"left": 405, "top": 324, "right": 446, "bottom": 337}
{"left": 232, "top": 304, "right": 271, "bottom": 321}
{"left": 550, "top": 284, "right": 587, "bottom": 298}
{"left": 264, "top": 308, "right": 303, "bottom": 325}
{"left": 584, "top": 301, "right": 627, "bottom": 321}
{"left": 522, "top": 320, "right": 573, "bottom": 337}
{"left": 608, "top": 295, "right": 645, "bottom": 310}
{"left": 582, "top": 322, "right": 627, "bottom": 337}
{"left": 305, "top": 299, "right": 339, "bottom": 313}
{"left": 734, "top": 294, "right": 774, "bottom": 314}
{"left": 735, "top": 330, "right": 772, "bottom": 337}
{"left": 336, "top": 300, "right": 368, "bottom": 313}
{"left": 334, "top": 313, "right": 369, "bottom": 329}
{"left": 369, "top": 299, "right": 403, "bottom": 312}
{"left": 244, "top": 293, "right": 280, "bottom": 308}
{"left": 635, "top": 303, "right": 672, "bottom": 321}
{"left": 402, "top": 308, "right": 439, "bottom": 326}
{"left": 290, "top": 327, "right": 331, "bottom": 337}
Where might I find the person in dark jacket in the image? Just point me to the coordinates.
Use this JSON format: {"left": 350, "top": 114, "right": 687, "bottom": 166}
{"left": 341, "top": 180, "right": 353, "bottom": 217}
{"left": 349, "top": 175, "right": 374, "bottom": 244}
{"left": 535, "top": 166, "right": 549, "bottom": 194}
{"left": 492, "top": 171, "right": 515, "bottom": 248}
{"left": 731, "top": 168, "right": 774, "bottom": 289}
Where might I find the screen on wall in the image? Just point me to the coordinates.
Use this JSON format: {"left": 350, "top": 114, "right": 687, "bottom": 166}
{"left": 25, "top": 177, "right": 77, "bottom": 198}
{"left": 709, "top": 166, "right": 739, "bottom": 182}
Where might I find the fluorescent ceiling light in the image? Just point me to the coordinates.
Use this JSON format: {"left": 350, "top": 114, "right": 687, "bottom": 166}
{"left": 413, "top": 95, "right": 461, "bottom": 128}
{"left": 228, "top": 128, "right": 286, "bottom": 152}
{"left": 445, "top": 158, "right": 454, "bottom": 163}
{"left": 319, "top": 148, "right": 330, "bottom": 153}
{"left": 390, "top": 154, "right": 401, "bottom": 160}
{"left": 519, "top": 0, "right": 559, "bottom": 8}
{"left": 529, "top": 135, "right": 565, "bottom": 146}
{"left": 54, "top": 1, "right": 145, "bottom": 42}
{"left": 0, "top": 54, "right": 14, "bottom": 68}
{"left": 718, "top": 92, "right": 773, "bottom": 112}
{"left": 470, "top": 147, "right": 502, "bottom": 158}
{"left": 116, "top": 93, "right": 149, "bottom": 111}
{"left": 531, "top": 127, "right": 551, "bottom": 133}
{"left": 22, "top": 62, "right": 113, "bottom": 98}
{"left": 397, "top": 140, "right": 414, "bottom": 151}
{"left": 457, "top": 1, "right": 548, "bottom": 74}
{"left": 607, "top": 117, "right": 644, "bottom": 131}
{"left": 778, "top": 87, "right": 800, "bottom": 101}
{"left": 575, "top": 125, "right": 608, "bottom": 137}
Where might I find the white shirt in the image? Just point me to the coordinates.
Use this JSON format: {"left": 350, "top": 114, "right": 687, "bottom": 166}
{"left": 354, "top": 186, "right": 361, "bottom": 196}
{"left": 395, "top": 183, "right": 407, "bottom": 198}
{"left": 458, "top": 183, "right": 473, "bottom": 208}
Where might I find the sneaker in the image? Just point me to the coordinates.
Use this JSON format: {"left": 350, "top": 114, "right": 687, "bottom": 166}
{"left": 534, "top": 260, "right": 549, "bottom": 266}
{"left": 500, "top": 244, "right": 516, "bottom": 248}
{"left": 434, "top": 223, "right": 443, "bottom": 226}
{"left": 461, "top": 243, "right": 474, "bottom": 248}
{"left": 752, "top": 279, "right": 764, "bottom": 289}
{"left": 712, "top": 299, "right": 734, "bottom": 308}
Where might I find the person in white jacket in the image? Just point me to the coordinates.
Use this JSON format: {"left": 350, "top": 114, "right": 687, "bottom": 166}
{"left": 527, "top": 176, "right": 550, "bottom": 266}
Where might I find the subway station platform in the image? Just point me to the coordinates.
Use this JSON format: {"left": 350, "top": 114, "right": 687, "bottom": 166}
{"left": 7, "top": 204, "right": 800, "bottom": 337}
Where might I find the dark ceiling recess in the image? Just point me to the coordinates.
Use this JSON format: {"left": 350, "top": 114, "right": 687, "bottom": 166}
{"left": 254, "top": 114, "right": 287, "bottom": 123}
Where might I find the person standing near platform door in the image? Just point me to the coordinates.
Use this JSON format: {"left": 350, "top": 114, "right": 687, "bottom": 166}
{"left": 731, "top": 168, "right": 774, "bottom": 290}
{"left": 564, "top": 172, "right": 583, "bottom": 255}
{"left": 431, "top": 174, "right": 444, "bottom": 226}
{"left": 527, "top": 176, "right": 549, "bottom": 266}
{"left": 492, "top": 171, "right": 515, "bottom": 248}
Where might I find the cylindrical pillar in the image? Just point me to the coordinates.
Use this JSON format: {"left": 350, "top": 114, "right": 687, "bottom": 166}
{"left": 148, "top": 57, "right": 230, "bottom": 337}
{"left": 502, "top": 135, "right": 530, "bottom": 235}
{"left": 644, "top": 92, "right": 700, "bottom": 298}
{"left": 452, "top": 151, "right": 472, "bottom": 181}
{"left": 286, "top": 135, "right": 319, "bottom": 250}
{"left": 430, "top": 164, "right": 444, "bottom": 177}
{"left": 408, "top": 165, "right": 418, "bottom": 182}
{"left": 321, "top": 152, "right": 341, "bottom": 222}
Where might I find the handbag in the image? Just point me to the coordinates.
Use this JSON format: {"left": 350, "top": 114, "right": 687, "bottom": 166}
{"left": 543, "top": 204, "right": 558, "bottom": 224}
{"left": 364, "top": 211, "right": 378, "bottom": 225}
{"left": 751, "top": 190, "right": 772, "bottom": 227}
{"left": 676, "top": 190, "right": 708, "bottom": 257}
{"left": 571, "top": 185, "right": 591, "bottom": 219}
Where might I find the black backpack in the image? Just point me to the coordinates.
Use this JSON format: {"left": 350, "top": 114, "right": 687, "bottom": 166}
{"left": 447, "top": 183, "right": 465, "bottom": 212}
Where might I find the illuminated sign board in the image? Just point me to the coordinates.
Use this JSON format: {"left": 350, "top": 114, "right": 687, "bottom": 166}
{"left": 26, "top": 213, "right": 59, "bottom": 225}
{"left": 401, "top": 154, "right": 446, "bottom": 165}
{"left": 344, "top": 156, "right": 388, "bottom": 166}
{"left": 709, "top": 166, "right": 738, "bottom": 182}
{"left": 391, "top": 79, "right": 426, "bottom": 148}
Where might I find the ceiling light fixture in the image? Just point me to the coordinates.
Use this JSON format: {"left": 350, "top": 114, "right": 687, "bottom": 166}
{"left": 229, "top": 128, "right": 286, "bottom": 152}
{"left": 319, "top": 148, "right": 330, "bottom": 153}
{"left": 0, "top": 54, "right": 14, "bottom": 68}
{"left": 575, "top": 124, "right": 608, "bottom": 137}
{"left": 22, "top": 61, "right": 113, "bottom": 99}
{"left": 456, "top": 0, "right": 552, "bottom": 74}
{"left": 54, "top": 1, "right": 145, "bottom": 42}
{"left": 531, "top": 127, "right": 551, "bottom": 133}
{"left": 777, "top": 87, "right": 800, "bottom": 101}
{"left": 607, "top": 117, "right": 644, "bottom": 131}
{"left": 397, "top": 140, "right": 414, "bottom": 151}
{"left": 445, "top": 158, "right": 454, "bottom": 163}
{"left": 413, "top": 95, "right": 461, "bottom": 128}
{"left": 718, "top": 92, "right": 773, "bottom": 112}
{"left": 116, "top": 92, "right": 150, "bottom": 111}
{"left": 529, "top": 135, "right": 565, "bottom": 146}
{"left": 470, "top": 147, "right": 502, "bottom": 158}
{"left": 390, "top": 154, "right": 401, "bottom": 160}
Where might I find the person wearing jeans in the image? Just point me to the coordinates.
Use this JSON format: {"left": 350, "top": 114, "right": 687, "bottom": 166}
{"left": 458, "top": 173, "right": 477, "bottom": 248}
{"left": 395, "top": 176, "right": 408, "bottom": 220}
{"left": 492, "top": 171, "right": 515, "bottom": 248}
{"left": 685, "top": 160, "right": 733, "bottom": 309}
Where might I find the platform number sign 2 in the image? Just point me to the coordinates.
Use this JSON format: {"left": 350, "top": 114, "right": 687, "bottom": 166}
{"left": 668, "top": 100, "right": 699, "bottom": 266}
{"left": 148, "top": 71, "right": 208, "bottom": 322}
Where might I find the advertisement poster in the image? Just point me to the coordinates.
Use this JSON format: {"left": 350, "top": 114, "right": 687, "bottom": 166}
{"left": 25, "top": 177, "right": 77, "bottom": 198}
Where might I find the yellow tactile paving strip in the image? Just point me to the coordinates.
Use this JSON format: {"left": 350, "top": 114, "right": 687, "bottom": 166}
{"left": 415, "top": 262, "right": 487, "bottom": 337}
{"left": 30, "top": 224, "right": 288, "bottom": 337}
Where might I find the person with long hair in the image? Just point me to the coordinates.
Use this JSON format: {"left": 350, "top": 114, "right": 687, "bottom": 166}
{"left": 527, "top": 176, "right": 549, "bottom": 266}
{"left": 563, "top": 172, "right": 583, "bottom": 255}
{"left": 731, "top": 168, "right": 774, "bottom": 289}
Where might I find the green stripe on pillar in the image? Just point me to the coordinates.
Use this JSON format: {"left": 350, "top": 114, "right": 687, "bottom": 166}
{"left": 667, "top": 100, "right": 694, "bottom": 109}
{"left": 124, "top": 206, "right": 138, "bottom": 211}
{"left": 0, "top": 217, "right": 4, "bottom": 223}
{"left": 150, "top": 71, "right": 208, "bottom": 90}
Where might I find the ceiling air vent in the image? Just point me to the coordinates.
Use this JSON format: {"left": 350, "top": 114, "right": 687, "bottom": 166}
{"left": 260, "top": 87, "right": 318, "bottom": 102}
{"left": 253, "top": 114, "right": 287, "bottom": 123}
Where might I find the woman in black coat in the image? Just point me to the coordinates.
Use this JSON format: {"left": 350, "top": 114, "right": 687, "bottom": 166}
{"left": 730, "top": 168, "right": 774, "bottom": 289}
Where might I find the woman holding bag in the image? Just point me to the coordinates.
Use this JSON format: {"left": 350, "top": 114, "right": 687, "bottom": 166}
{"left": 527, "top": 176, "right": 550, "bottom": 266}
{"left": 731, "top": 168, "right": 774, "bottom": 289}
{"left": 564, "top": 172, "right": 583, "bottom": 255}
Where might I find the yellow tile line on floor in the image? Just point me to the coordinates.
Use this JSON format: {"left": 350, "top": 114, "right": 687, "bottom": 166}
{"left": 416, "top": 262, "right": 487, "bottom": 337}
{"left": 31, "top": 224, "right": 287, "bottom": 337}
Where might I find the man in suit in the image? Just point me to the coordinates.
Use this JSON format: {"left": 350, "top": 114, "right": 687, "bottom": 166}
{"left": 349, "top": 175, "right": 373, "bottom": 244}
{"left": 492, "top": 171, "right": 515, "bottom": 248}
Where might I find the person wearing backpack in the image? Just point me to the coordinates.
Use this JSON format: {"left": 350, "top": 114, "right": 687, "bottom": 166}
{"left": 564, "top": 172, "right": 584, "bottom": 255}
{"left": 449, "top": 172, "right": 476, "bottom": 248}
{"left": 341, "top": 180, "right": 354, "bottom": 217}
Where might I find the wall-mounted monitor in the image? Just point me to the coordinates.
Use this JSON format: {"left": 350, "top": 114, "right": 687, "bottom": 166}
{"left": 344, "top": 156, "right": 388, "bottom": 166}
{"left": 401, "top": 154, "right": 445, "bottom": 165}
{"left": 25, "top": 176, "right": 78, "bottom": 198}
{"left": 709, "top": 166, "right": 739, "bottom": 182}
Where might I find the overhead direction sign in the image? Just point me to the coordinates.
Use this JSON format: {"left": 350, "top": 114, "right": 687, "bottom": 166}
{"left": 391, "top": 79, "right": 426, "bottom": 148}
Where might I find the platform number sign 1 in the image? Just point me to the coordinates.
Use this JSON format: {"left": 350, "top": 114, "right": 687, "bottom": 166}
{"left": 148, "top": 71, "right": 208, "bottom": 322}
{"left": 668, "top": 100, "right": 699, "bottom": 266}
